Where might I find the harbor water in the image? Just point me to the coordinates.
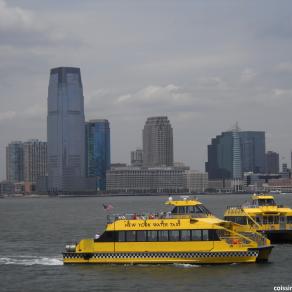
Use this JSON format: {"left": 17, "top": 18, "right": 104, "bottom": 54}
{"left": 1, "top": 194, "right": 292, "bottom": 292}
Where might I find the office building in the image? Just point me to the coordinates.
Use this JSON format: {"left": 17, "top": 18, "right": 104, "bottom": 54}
{"left": 282, "top": 163, "right": 288, "bottom": 173}
{"left": 23, "top": 139, "right": 47, "bottom": 182}
{"left": 206, "top": 127, "right": 265, "bottom": 180}
{"left": 85, "top": 119, "right": 111, "bottom": 191}
{"left": 266, "top": 151, "right": 279, "bottom": 174}
{"left": 0, "top": 181, "right": 14, "bottom": 194}
{"left": 206, "top": 130, "right": 241, "bottom": 179}
{"left": 240, "top": 131, "right": 265, "bottom": 173}
{"left": 130, "top": 149, "right": 143, "bottom": 166}
{"left": 143, "top": 116, "right": 173, "bottom": 167}
{"left": 47, "top": 67, "right": 86, "bottom": 193}
{"left": 106, "top": 166, "right": 186, "bottom": 193}
{"left": 6, "top": 141, "right": 24, "bottom": 182}
{"left": 185, "top": 171, "right": 208, "bottom": 193}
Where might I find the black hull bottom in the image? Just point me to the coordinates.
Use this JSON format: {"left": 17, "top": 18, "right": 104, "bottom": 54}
{"left": 261, "top": 230, "right": 292, "bottom": 243}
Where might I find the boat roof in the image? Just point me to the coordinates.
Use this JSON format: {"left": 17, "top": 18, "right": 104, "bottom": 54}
{"left": 252, "top": 194, "right": 274, "bottom": 200}
{"left": 165, "top": 196, "right": 202, "bottom": 206}
{"left": 195, "top": 217, "right": 226, "bottom": 224}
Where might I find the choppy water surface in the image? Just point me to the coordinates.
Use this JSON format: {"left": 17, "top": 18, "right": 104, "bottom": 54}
{"left": 1, "top": 194, "right": 292, "bottom": 292}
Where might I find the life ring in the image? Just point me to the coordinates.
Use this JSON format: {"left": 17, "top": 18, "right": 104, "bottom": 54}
{"left": 232, "top": 238, "right": 240, "bottom": 244}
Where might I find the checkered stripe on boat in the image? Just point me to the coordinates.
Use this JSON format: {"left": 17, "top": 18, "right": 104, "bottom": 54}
{"left": 63, "top": 250, "right": 258, "bottom": 259}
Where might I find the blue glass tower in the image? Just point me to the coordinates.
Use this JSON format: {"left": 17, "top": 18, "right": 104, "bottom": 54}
{"left": 206, "top": 128, "right": 265, "bottom": 180}
{"left": 47, "top": 67, "right": 86, "bottom": 193}
{"left": 85, "top": 119, "right": 110, "bottom": 191}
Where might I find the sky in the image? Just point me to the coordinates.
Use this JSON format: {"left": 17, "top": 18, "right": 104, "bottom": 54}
{"left": 0, "top": 0, "right": 292, "bottom": 180}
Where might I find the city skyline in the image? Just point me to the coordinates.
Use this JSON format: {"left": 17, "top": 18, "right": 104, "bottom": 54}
{"left": 1, "top": 1, "right": 292, "bottom": 180}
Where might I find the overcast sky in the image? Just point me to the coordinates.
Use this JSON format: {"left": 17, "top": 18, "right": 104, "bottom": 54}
{"left": 0, "top": 0, "right": 292, "bottom": 179}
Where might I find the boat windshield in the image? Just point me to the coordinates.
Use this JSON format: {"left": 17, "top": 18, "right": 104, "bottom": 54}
{"left": 171, "top": 204, "right": 212, "bottom": 215}
{"left": 253, "top": 199, "right": 276, "bottom": 206}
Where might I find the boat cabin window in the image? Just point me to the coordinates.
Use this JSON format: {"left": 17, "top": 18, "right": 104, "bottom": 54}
{"left": 158, "top": 230, "right": 168, "bottom": 241}
{"left": 126, "top": 231, "right": 136, "bottom": 242}
{"left": 255, "top": 216, "right": 261, "bottom": 224}
{"left": 169, "top": 230, "right": 180, "bottom": 241}
{"left": 253, "top": 198, "right": 276, "bottom": 206}
{"left": 262, "top": 216, "right": 279, "bottom": 224}
{"left": 147, "top": 230, "right": 158, "bottom": 241}
{"left": 224, "top": 216, "right": 247, "bottom": 225}
{"left": 94, "top": 231, "right": 115, "bottom": 242}
{"left": 171, "top": 205, "right": 211, "bottom": 215}
{"left": 191, "top": 230, "right": 202, "bottom": 240}
{"left": 180, "top": 230, "right": 191, "bottom": 241}
{"left": 118, "top": 231, "right": 125, "bottom": 242}
{"left": 115, "top": 229, "right": 219, "bottom": 242}
{"left": 137, "top": 230, "right": 147, "bottom": 241}
{"left": 287, "top": 216, "right": 292, "bottom": 224}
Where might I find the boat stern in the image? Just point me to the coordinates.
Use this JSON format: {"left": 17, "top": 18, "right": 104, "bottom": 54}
{"left": 249, "top": 245, "right": 274, "bottom": 263}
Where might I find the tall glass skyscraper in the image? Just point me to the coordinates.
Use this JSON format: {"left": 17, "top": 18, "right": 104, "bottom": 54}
{"left": 206, "top": 128, "right": 265, "bottom": 179}
{"left": 240, "top": 131, "right": 265, "bottom": 173}
{"left": 47, "top": 67, "right": 86, "bottom": 193}
{"left": 85, "top": 119, "right": 110, "bottom": 191}
{"left": 206, "top": 131, "right": 235, "bottom": 179}
{"left": 143, "top": 116, "right": 173, "bottom": 167}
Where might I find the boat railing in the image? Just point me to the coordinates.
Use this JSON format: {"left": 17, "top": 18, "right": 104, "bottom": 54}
{"left": 216, "top": 229, "right": 255, "bottom": 246}
{"left": 226, "top": 205, "right": 245, "bottom": 210}
{"left": 227, "top": 204, "right": 281, "bottom": 210}
{"left": 219, "top": 236, "right": 250, "bottom": 246}
{"left": 238, "top": 231, "right": 268, "bottom": 246}
{"left": 225, "top": 206, "right": 246, "bottom": 215}
{"left": 106, "top": 212, "right": 210, "bottom": 223}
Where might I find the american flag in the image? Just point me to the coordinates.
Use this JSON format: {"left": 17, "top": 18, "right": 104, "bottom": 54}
{"left": 102, "top": 203, "right": 113, "bottom": 211}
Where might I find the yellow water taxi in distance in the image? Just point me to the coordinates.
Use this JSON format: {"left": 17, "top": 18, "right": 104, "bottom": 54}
{"left": 63, "top": 196, "right": 273, "bottom": 264}
{"left": 224, "top": 194, "right": 292, "bottom": 243}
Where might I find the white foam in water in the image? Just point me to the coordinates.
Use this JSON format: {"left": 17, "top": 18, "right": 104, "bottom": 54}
{"left": 173, "top": 263, "right": 201, "bottom": 268}
{"left": 0, "top": 255, "right": 63, "bottom": 266}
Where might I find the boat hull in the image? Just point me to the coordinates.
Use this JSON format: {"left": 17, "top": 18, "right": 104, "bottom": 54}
{"left": 63, "top": 250, "right": 260, "bottom": 264}
{"left": 261, "top": 230, "right": 292, "bottom": 243}
{"left": 250, "top": 246, "right": 273, "bottom": 262}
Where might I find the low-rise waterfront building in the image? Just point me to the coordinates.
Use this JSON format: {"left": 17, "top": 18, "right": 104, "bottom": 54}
{"left": 185, "top": 170, "right": 208, "bottom": 193}
{"left": 0, "top": 181, "right": 14, "bottom": 194}
{"left": 106, "top": 166, "right": 187, "bottom": 193}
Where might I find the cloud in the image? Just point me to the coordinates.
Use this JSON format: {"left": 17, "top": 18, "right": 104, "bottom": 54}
{"left": 0, "top": 104, "right": 45, "bottom": 124}
{"left": 116, "top": 84, "right": 189, "bottom": 105}
{"left": 0, "top": 0, "right": 33, "bottom": 32}
{"left": 0, "top": 110, "right": 16, "bottom": 122}
{"left": 273, "top": 88, "right": 292, "bottom": 96}
{"left": 113, "top": 84, "right": 208, "bottom": 117}
{"left": 275, "top": 62, "right": 292, "bottom": 73}
{"left": 240, "top": 68, "right": 257, "bottom": 83}
{"left": 22, "top": 104, "right": 46, "bottom": 119}
{"left": 0, "top": 0, "right": 82, "bottom": 49}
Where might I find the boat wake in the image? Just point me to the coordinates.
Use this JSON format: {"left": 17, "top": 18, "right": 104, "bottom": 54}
{"left": 0, "top": 255, "right": 63, "bottom": 266}
{"left": 173, "top": 263, "right": 201, "bottom": 268}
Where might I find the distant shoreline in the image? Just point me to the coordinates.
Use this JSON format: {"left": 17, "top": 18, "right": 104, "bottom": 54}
{"left": 0, "top": 192, "right": 260, "bottom": 198}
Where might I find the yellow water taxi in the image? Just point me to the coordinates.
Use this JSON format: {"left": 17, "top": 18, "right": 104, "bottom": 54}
{"left": 63, "top": 196, "right": 273, "bottom": 264}
{"left": 224, "top": 194, "right": 292, "bottom": 243}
